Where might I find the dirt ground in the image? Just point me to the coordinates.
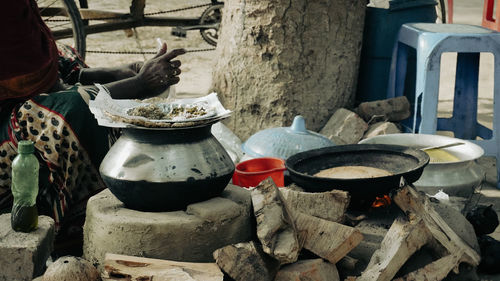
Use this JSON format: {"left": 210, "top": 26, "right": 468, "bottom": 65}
{"left": 73, "top": 0, "right": 500, "bottom": 279}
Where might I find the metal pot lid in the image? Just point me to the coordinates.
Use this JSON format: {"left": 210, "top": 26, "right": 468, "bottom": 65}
{"left": 242, "top": 115, "right": 335, "bottom": 159}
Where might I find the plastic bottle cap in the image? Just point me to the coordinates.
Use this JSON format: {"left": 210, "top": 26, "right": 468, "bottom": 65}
{"left": 18, "top": 141, "right": 34, "bottom": 154}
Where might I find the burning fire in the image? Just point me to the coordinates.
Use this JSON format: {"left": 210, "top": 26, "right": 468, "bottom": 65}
{"left": 371, "top": 195, "right": 392, "bottom": 208}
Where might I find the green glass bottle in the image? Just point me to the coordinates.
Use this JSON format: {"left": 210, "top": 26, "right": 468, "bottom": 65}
{"left": 11, "top": 140, "right": 39, "bottom": 232}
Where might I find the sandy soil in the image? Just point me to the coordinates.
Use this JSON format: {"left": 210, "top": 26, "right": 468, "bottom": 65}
{"left": 59, "top": 2, "right": 500, "bottom": 278}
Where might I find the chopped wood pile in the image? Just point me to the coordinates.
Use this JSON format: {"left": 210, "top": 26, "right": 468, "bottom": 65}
{"left": 101, "top": 178, "right": 482, "bottom": 281}
{"left": 214, "top": 178, "right": 480, "bottom": 281}
{"left": 350, "top": 183, "right": 481, "bottom": 281}
{"left": 210, "top": 178, "right": 361, "bottom": 281}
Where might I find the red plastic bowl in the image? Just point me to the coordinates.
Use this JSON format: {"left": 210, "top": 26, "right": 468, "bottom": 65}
{"left": 233, "top": 157, "right": 286, "bottom": 188}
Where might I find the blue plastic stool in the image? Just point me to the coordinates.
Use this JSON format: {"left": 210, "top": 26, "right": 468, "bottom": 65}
{"left": 387, "top": 23, "right": 500, "bottom": 188}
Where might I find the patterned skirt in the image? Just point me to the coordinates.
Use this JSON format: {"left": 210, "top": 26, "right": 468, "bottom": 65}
{"left": 0, "top": 86, "right": 109, "bottom": 232}
{"left": 0, "top": 46, "right": 110, "bottom": 236}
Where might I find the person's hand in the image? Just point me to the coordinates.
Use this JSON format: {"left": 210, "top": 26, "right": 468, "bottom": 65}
{"left": 103, "top": 43, "right": 186, "bottom": 100}
{"left": 136, "top": 43, "right": 186, "bottom": 97}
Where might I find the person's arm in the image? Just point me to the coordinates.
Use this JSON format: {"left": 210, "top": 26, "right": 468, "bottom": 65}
{"left": 102, "top": 76, "right": 147, "bottom": 99}
{"left": 78, "top": 62, "right": 143, "bottom": 85}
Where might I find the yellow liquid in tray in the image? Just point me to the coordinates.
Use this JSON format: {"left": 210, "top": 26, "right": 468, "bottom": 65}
{"left": 425, "top": 148, "right": 460, "bottom": 163}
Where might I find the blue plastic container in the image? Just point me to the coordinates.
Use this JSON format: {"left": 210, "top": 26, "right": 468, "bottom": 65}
{"left": 356, "top": 0, "right": 437, "bottom": 103}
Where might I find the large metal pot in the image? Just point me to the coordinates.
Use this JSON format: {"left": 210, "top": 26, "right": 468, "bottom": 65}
{"left": 360, "top": 134, "right": 485, "bottom": 197}
{"left": 99, "top": 124, "right": 235, "bottom": 211}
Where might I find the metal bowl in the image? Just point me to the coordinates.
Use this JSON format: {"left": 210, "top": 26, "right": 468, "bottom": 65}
{"left": 360, "top": 133, "right": 485, "bottom": 197}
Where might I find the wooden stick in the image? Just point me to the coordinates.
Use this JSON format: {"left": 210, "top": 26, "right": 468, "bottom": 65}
{"left": 294, "top": 212, "right": 363, "bottom": 264}
{"left": 251, "top": 178, "right": 300, "bottom": 264}
{"left": 357, "top": 216, "right": 430, "bottom": 281}
{"left": 393, "top": 185, "right": 481, "bottom": 267}
{"left": 394, "top": 253, "right": 463, "bottom": 281}
{"left": 213, "top": 241, "right": 279, "bottom": 281}
{"left": 280, "top": 188, "right": 349, "bottom": 223}
{"left": 103, "top": 253, "right": 223, "bottom": 281}
{"left": 356, "top": 184, "right": 481, "bottom": 281}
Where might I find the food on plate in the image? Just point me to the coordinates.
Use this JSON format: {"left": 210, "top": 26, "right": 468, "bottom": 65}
{"left": 424, "top": 148, "right": 460, "bottom": 163}
{"left": 127, "top": 104, "right": 166, "bottom": 120}
{"left": 127, "top": 104, "right": 207, "bottom": 120}
{"left": 314, "top": 165, "right": 393, "bottom": 179}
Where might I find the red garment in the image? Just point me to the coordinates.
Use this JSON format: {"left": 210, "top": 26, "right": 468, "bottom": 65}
{"left": 0, "top": 0, "right": 59, "bottom": 99}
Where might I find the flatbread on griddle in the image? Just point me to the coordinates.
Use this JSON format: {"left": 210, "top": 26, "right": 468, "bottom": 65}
{"left": 314, "top": 166, "right": 393, "bottom": 179}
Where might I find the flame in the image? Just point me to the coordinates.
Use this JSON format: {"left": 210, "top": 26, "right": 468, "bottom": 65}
{"left": 371, "top": 195, "right": 392, "bottom": 208}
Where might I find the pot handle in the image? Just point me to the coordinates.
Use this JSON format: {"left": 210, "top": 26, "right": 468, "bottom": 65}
{"left": 290, "top": 116, "right": 307, "bottom": 134}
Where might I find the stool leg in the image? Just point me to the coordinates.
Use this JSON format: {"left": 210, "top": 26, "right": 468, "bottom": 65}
{"left": 497, "top": 157, "right": 500, "bottom": 189}
{"left": 497, "top": 0, "right": 500, "bottom": 31}
{"left": 416, "top": 48, "right": 437, "bottom": 134}
{"left": 388, "top": 42, "right": 409, "bottom": 99}
{"left": 450, "top": 53, "right": 480, "bottom": 139}
{"left": 388, "top": 42, "right": 418, "bottom": 132}
{"left": 494, "top": 50, "right": 500, "bottom": 189}
{"left": 483, "top": 0, "right": 496, "bottom": 29}
{"left": 447, "top": 0, "right": 453, "bottom": 23}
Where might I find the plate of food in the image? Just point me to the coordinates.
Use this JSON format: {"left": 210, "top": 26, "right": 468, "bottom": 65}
{"left": 126, "top": 102, "right": 217, "bottom": 122}
{"left": 89, "top": 85, "right": 231, "bottom": 129}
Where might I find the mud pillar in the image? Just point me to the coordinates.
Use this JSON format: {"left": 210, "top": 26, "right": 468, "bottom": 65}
{"left": 212, "top": 0, "right": 366, "bottom": 139}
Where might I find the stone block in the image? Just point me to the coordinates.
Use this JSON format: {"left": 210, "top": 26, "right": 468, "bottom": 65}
{"left": 320, "top": 108, "right": 368, "bottom": 145}
{"left": 356, "top": 96, "right": 411, "bottom": 122}
{"left": 221, "top": 184, "right": 251, "bottom": 206}
{"left": 275, "top": 259, "right": 340, "bottom": 281}
{"left": 83, "top": 185, "right": 253, "bottom": 268}
{"left": 186, "top": 197, "right": 241, "bottom": 222}
{"left": 0, "top": 214, "right": 55, "bottom": 281}
{"left": 220, "top": 184, "right": 253, "bottom": 216}
{"left": 363, "top": 122, "right": 401, "bottom": 139}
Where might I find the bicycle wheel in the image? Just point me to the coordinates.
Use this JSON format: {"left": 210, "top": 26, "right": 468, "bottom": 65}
{"left": 38, "top": 0, "right": 87, "bottom": 59}
{"left": 436, "top": 0, "right": 446, "bottom": 23}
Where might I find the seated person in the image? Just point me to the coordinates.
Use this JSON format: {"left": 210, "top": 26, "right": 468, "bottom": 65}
{"left": 0, "top": 0, "right": 185, "bottom": 252}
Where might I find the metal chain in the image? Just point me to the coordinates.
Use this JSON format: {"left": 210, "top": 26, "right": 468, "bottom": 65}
{"left": 45, "top": 3, "right": 213, "bottom": 22}
{"left": 86, "top": 48, "right": 216, "bottom": 54}
{"left": 144, "top": 3, "right": 213, "bottom": 16}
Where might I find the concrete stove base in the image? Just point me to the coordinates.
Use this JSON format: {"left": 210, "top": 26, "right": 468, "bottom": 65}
{"left": 0, "top": 214, "right": 54, "bottom": 281}
{"left": 83, "top": 184, "right": 253, "bottom": 268}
